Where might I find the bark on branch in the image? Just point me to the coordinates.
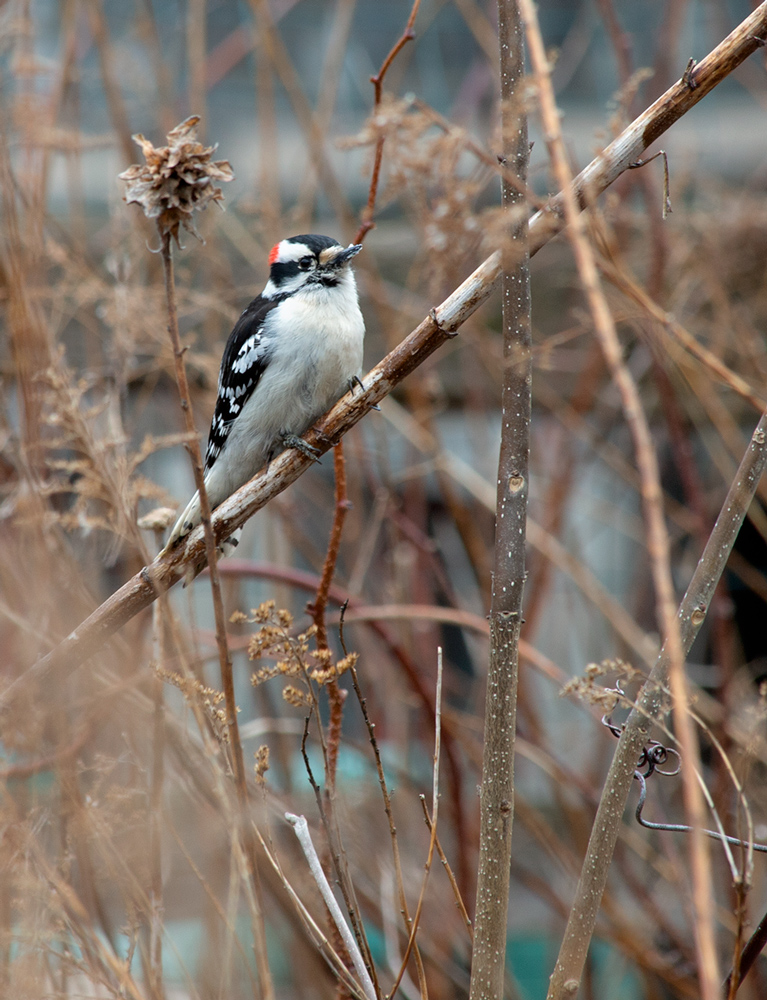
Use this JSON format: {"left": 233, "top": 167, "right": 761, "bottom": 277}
{"left": 12, "top": 1, "right": 767, "bottom": 691}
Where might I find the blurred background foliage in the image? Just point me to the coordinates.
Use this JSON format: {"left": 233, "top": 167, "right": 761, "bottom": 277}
{"left": 2, "top": 1, "right": 767, "bottom": 998}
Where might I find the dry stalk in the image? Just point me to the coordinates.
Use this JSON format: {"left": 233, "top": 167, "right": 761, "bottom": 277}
{"left": 597, "top": 250, "right": 766, "bottom": 413}
{"left": 468, "top": 3, "right": 528, "bottom": 1000}
{"left": 343, "top": 655, "right": 428, "bottom": 996}
{"left": 286, "top": 813, "right": 377, "bottom": 1000}
{"left": 118, "top": 116, "right": 275, "bottom": 1000}
{"left": 16, "top": 4, "right": 767, "bottom": 690}
{"left": 545, "top": 409, "right": 767, "bottom": 999}
{"left": 156, "top": 230, "right": 246, "bottom": 788}
{"left": 295, "top": 0, "right": 357, "bottom": 224}
{"left": 519, "top": 1, "right": 718, "bottom": 995}
{"left": 253, "top": 824, "right": 370, "bottom": 1000}
{"left": 247, "top": 0, "right": 357, "bottom": 233}
{"left": 147, "top": 538, "right": 166, "bottom": 1000}
{"left": 419, "top": 797, "right": 473, "bottom": 941}
{"left": 186, "top": 0, "right": 207, "bottom": 133}
{"left": 725, "top": 907, "right": 767, "bottom": 995}
{"left": 388, "top": 648, "right": 442, "bottom": 1000}
{"left": 354, "top": 0, "right": 421, "bottom": 244}
{"left": 304, "top": 440, "right": 379, "bottom": 996}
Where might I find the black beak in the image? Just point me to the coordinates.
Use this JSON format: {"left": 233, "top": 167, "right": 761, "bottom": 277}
{"left": 329, "top": 243, "right": 363, "bottom": 267}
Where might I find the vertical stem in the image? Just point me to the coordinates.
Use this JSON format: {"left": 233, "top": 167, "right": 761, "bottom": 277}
{"left": 86, "top": 0, "right": 136, "bottom": 166}
{"left": 147, "top": 559, "right": 166, "bottom": 1000}
{"left": 158, "top": 229, "right": 244, "bottom": 792}
{"left": 158, "top": 229, "right": 274, "bottom": 1000}
{"left": 468, "top": 3, "right": 529, "bottom": 999}
{"left": 310, "top": 442, "right": 350, "bottom": 794}
{"left": 187, "top": 0, "right": 207, "bottom": 127}
{"left": 517, "top": 3, "right": 717, "bottom": 995}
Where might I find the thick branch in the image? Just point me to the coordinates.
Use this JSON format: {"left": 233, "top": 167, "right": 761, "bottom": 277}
{"left": 528, "top": 2, "right": 767, "bottom": 255}
{"left": 12, "top": 2, "right": 767, "bottom": 690}
{"left": 468, "top": 1, "right": 528, "bottom": 998}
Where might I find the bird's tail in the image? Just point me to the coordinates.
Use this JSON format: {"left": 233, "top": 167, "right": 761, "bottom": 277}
{"left": 160, "top": 487, "right": 242, "bottom": 559}
{"left": 161, "top": 489, "right": 202, "bottom": 554}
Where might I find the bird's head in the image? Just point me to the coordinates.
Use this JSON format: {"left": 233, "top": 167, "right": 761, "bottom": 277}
{"left": 263, "top": 234, "right": 362, "bottom": 298}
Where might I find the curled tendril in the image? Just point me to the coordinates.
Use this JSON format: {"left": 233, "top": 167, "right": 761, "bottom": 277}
{"left": 601, "top": 682, "right": 767, "bottom": 854}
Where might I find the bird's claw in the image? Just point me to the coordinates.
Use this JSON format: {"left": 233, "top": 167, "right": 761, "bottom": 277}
{"left": 281, "top": 432, "right": 322, "bottom": 463}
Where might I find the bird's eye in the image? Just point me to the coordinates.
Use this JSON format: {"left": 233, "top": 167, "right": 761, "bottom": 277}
{"left": 298, "top": 256, "right": 314, "bottom": 270}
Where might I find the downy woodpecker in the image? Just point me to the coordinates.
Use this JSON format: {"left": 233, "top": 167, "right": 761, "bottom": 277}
{"left": 166, "top": 234, "right": 364, "bottom": 549}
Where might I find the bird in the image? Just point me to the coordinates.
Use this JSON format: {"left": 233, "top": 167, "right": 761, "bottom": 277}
{"left": 165, "top": 233, "right": 365, "bottom": 550}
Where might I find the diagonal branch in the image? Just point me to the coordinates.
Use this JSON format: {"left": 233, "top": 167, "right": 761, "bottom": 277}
{"left": 10, "top": 1, "right": 767, "bottom": 692}
{"left": 546, "top": 409, "right": 767, "bottom": 1000}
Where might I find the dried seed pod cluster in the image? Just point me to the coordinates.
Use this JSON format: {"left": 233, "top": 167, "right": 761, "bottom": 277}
{"left": 119, "top": 115, "right": 234, "bottom": 242}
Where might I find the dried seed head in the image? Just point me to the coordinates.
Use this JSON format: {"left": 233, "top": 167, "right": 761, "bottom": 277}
{"left": 118, "top": 116, "right": 234, "bottom": 243}
{"left": 282, "top": 685, "right": 309, "bottom": 708}
{"left": 254, "top": 745, "right": 270, "bottom": 784}
{"left": 137, "top": 506, "right": 177, "bottom": 532}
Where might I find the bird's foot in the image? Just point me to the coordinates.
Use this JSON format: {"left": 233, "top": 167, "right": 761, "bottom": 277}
{"left": 347, "top": 373, "right": 380, "bottom": 410}
{"left": 280, "top": 432, "right": 322, "bottom": 463}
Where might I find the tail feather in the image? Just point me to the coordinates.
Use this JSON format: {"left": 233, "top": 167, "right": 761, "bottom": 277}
{"left": 161, "top": 484, "right": 241, "bottom": 558}
{"left": 162, "top": 489, "right": 202, "bottom": 553}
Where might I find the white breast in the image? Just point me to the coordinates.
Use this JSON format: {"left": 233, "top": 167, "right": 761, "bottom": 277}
{"left": 207, "top": 269, "right": 365, "bottom": 502}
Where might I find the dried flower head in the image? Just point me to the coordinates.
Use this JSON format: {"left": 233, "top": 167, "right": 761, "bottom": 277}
{"left": 156, "top": 666, "right": 230, "bottom": 742}
{"left": 118, "top": 116, "right": 234, "bottom": 243}
{"left": 283, "top": 685, "right": 309, "bottom": 708}
{"left": 254, "top": 745, "right": 270, "bottom": 785}
{"left": 137, "top": 507, "right": 176, "bottom": 532}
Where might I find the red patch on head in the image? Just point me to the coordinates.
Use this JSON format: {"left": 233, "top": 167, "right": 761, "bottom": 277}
{"left": 268, "top": 242, "right": 281, "bottom": 265}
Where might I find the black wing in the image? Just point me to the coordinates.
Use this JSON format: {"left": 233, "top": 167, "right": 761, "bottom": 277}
{"left": 204, "top": 294, "right": 281, "bottom": 472}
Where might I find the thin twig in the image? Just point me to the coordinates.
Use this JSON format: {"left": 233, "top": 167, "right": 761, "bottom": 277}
{"left": 19, "top": 3, "right": 767, "bottom": 684}
{"left": 627, "top": 149, "right": 672, "bottom": 218}
{"left": 247, "top": 0, "right": 357, "bottom": 232}
{"left": 342, "top": 623, "right": 428, "bottom": 995}
{"left": 299, "top": 687, "right": 378, "bottom": 994}
{"left": 353, "top": 0, "right": 421, "bottom": 244}
{"left": 419, "top": 797, "right": 473, "bottom": 941}
{"left": 286, "top": 813, "right": 377, "bottom": 1000}
{"left": 724, "top": 906, "right": 767, "bottom": 995}
{"left": 597, "top": 251, "right": 766, "bottom": 412}
{"left": 388, "top": 649, "right": 443, "bottom": 1000}
{"left": 253, "top": 824, "right": 370, "bottom": 1000}
{"left": 157, "top": 230, "right": 245, "bottom": 794}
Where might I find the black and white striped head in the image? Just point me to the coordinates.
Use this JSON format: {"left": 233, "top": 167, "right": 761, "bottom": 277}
{"left": 262, "top": 234, "right": 362, "bottom": 299}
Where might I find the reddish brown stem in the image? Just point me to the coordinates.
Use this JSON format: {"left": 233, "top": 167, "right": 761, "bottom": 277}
{"left": 724, "top": 905, "right": 767, "bottom": 996}
{"left": 353, "top": 0, "right": 421, "bottom": 244}
{"left": 310, "top": 442, "right": 351, "bottom": 796}
{"left": 310, "top": 442, "right": 350, "bottom": 650}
